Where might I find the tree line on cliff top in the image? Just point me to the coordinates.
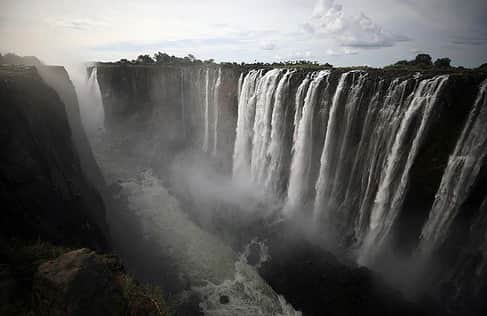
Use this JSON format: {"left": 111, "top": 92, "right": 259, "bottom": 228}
{"left": 106, "top": 51, "right": 487, "bottom": 71}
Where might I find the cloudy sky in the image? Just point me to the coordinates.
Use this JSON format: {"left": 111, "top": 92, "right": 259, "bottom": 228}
{"left": 1, "top": 0, "right": 486, "bottom": 67}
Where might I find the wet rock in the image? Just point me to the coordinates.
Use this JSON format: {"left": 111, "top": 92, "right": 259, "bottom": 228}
{"left": 33, "top": 248, "right": 126, "bottom": 316}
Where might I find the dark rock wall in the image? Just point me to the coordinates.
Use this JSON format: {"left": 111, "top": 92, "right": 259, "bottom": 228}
{"left": 36, "top": 65, "right": 106, "bottom": 192}
{"left": 0, "top": 65, "right": 108, "bottom": 251}
{"left": 96, "top": 64, "right": 240, "bottom": 172}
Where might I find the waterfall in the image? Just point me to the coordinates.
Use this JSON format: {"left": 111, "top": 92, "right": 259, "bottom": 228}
{"left": 229, "top": 67, "right": 486, "bottom": 275}
{"left": 354, "top": 79, "right": 413, "bottom": 240}
{"left": 292, "top": 76, "right": 310, "bottom": 145}
{"left": 83, "top": 67, "right": 105, "bottom": 138}
{"left": 203, "top": 68, "right": 211, "bottom": 152}
{"left": 237, "top": 72, "right": 244, "bottom": 101}
{"left": 266, "top": 70, "right": 294, "bottom": 195}
{"left": 418, "top": 79, "right": 487, "bottom": 254}
{"left": 233, "top": 70, "right": 263, "bottom": 179}
{"left": 314, "top": 71, "right": 356, "bottom": 222}
{"left": 250, "top": 69, "right": 284, "bottom": 186}
{"left": 213, "top": 68, "right": 222, "bottom": 156}
{"left": 285, "top": 71, "right": 329, "bottom": 215}
{"left": 359, "top": 75, "right": 449, "bottom": 262}
{"left": 181, "top": 69, "right": 186, "bottom": 139}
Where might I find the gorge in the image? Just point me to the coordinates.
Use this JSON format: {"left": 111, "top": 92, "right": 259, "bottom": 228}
{"left": 1, "top": 53, "right": 487, "bottom": 315}
{"left": 93, "top": 61, "right": 487, "bottom": 314}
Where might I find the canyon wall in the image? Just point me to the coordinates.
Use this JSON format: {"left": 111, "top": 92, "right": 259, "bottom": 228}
{"left": 0, "top": 65, "right": 108, "bottom": 250}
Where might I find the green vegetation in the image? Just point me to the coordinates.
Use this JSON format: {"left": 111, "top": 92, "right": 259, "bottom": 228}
{"left": 115, "top": 52, "right": 216, "bottom": 66}
{"left": 111, "top": 51, "right": 334, "bottom": 69}
{"left": 385, "top": 54, "right": 458, "bottom": 70}
{"left": 106, "top": 51, "right": 487, "bottom": 72}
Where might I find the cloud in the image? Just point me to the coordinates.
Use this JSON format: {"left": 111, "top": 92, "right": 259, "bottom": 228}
{"left": 260, "top": 41, "right": 276, "bottom": 50}
{"left": 93, "top": 37, "right": 245, "bottom": 52}
{"left": 450, "top": 36, "right": 487, "bottom": 46}
{"left": 305, "top": 0, "right": 410, "bottom": 48}
{"left": 48, "top": 17, "right": 107, "bottom": 31}
{"left": 326, "top": 47, "right": 358, "bottom": 56}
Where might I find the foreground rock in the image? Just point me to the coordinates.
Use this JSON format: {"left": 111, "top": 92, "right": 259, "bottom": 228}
{"left": 33, "top": 248, "right": 126, "bottom": 316}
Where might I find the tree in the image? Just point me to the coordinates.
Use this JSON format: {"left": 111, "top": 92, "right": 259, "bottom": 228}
{"left": 434, "top": 57, "right": 451, "bottom": 68}
{"left": 477, "top": 63, "right": 487, "bottom": 71}
{"left": 136, "top": 54, "right": 155, "bottom": 64}
{"left": 394, "top": 60, "right": 409, "bottom": 66}
{"left": 412, "top": 54, "right": 432, "bottom": 67}
{"left": 153, "top": 52, "right": 170, "bottom": 64}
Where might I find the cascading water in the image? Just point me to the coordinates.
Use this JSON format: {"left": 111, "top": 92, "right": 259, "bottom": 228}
{"left": 359, "top": 75, "right": 449, "bottom": 263}
{"left": 181, "top": 69, "right": 186, "bottom": 139}
{"left": 314, "top": 71, "right": 368, "bottom": 224}
{"left": 237, "top": 73, "right": 244, "bottom": 102}
{"left": 353, "top": 78, "right": 413, "bottom": 241}
{"left": 213, "top": 68, "right": 222, "bottom": 156}
{"left": 233, "top": 69, "right": 263, "bottom": 179}
{"left": 201, "top": 67, "right": 223, "bottom": 156}
{"left": 231, "top": 68, "right": 484, "bottom": 268}
{"left": 266, "top": 70, "right": 294, "bottom": 195}
{"left": 203, "top": 68, "right": 211, "bottom": 152}
{"left": 418, "top": 79, "right": 487, "bottom": 255}
{"left": 78, "top": 67, "right": 105, "bottom": 139}
{"left": 250, "top": 69, "right": 284, "bottom": 187}
{"left": 285, "top": 71, "right": 328, "bottom": 215}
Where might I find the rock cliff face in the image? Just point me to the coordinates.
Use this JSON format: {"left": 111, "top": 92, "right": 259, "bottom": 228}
{"left": 0, "top": 65, "right": 108, "bottom": 250}
{"left": 36, "top": 65, "right": 106, "bottom": 191}
{"left": 96, "top": 64, "right": 239, "bottom": 171}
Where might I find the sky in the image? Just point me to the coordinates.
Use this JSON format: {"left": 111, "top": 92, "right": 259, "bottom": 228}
{"left": 1, "top": 0, "right": 486, "bottom": 67}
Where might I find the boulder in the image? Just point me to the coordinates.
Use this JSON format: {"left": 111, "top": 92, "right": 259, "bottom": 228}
{"left": 33, "top": 248, "right": 126, "bottom": 316}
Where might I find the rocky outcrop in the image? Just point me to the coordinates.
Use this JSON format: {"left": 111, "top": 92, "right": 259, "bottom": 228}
{"left": 32, "top": 247, "right": 173, "bottom": 316}
{"left": 33, "top": 248, "right": 126, "bottom": 316}
{"left": 0, "top": 65, "right": 108, "bottom": 250}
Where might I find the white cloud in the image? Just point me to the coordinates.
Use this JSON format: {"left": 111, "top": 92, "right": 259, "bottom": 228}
{"left": 260, "top": 41, "right": 276, "bottom": 50}
{"left": 326, "top": 47, "right": 358, "bottom": 56}
{"left": 305, "top": 0, "right": 410, "bottom": 48}
{"left": 47, "top": 17, "right": 108, "bottom": 31}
